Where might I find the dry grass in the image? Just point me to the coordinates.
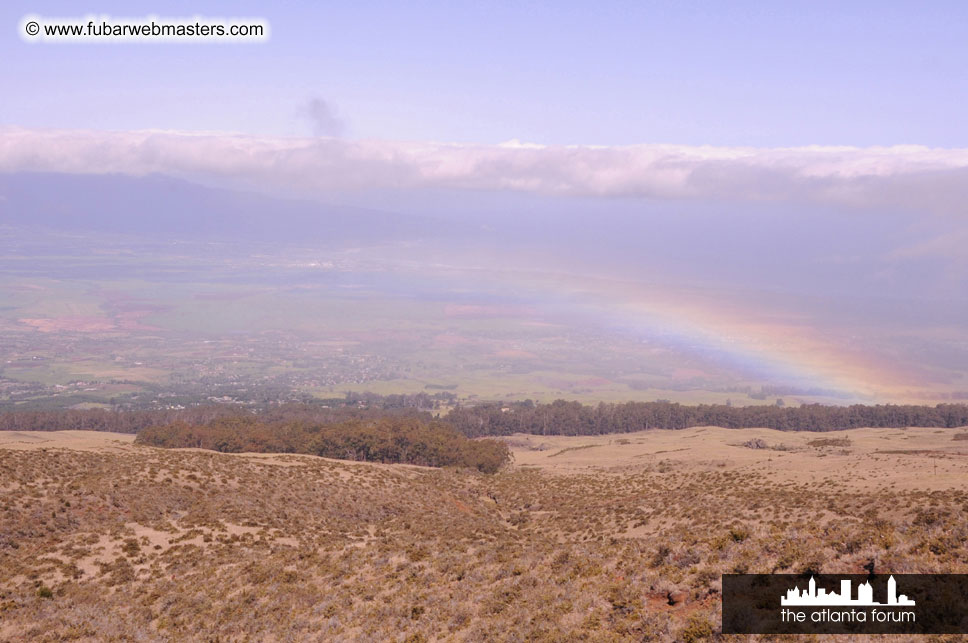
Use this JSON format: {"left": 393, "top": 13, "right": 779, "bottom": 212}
{"left": 1, "top": 427, "right": 966, "bottom": 641}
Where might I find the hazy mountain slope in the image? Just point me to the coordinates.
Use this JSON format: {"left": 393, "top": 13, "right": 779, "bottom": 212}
{"left": 0, "top": 172, "right": 449, "bottom": 243}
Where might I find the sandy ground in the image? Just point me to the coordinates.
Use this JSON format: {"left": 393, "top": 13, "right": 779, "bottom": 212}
{"left": 2, "top": 426, "right": 966, "bottom": 493}
{"left": 0, "top": 430, "right": 137, "bottom": 452}
{"left": 505, "top": 425, "right": 968, "bottom": 491}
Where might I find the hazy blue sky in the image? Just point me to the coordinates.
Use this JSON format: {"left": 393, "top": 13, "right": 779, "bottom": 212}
{"left": 3, "top": 1, "right": 968, "bottom": 146}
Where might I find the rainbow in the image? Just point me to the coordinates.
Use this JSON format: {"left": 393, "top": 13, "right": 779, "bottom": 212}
{"left": 577, "top": 277, "right": 912, "bottom": 401}
{"left": 462, "top": 267, "right": 916, "bottom": 402}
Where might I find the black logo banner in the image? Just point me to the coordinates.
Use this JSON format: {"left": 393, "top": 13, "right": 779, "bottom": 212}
{"left": 723, "top": 574, "right": 968, "bottom": 634}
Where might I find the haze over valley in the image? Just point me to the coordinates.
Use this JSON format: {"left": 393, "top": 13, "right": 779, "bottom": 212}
{"left": 2, "top": 168, "right": 966, "bottom": 409}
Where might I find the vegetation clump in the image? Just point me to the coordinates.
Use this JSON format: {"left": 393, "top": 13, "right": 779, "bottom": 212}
{"left": 135, "top": 415, "right": 510, "bottom": 473}
{"left": 807, "top": 437, "right": 852, "bottom": 448}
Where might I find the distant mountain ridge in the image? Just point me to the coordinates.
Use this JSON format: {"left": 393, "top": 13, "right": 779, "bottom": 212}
{"left": 0, "top": 172, "right": 451, "bottom": 243}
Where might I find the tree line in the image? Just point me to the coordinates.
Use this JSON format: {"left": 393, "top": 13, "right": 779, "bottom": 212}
{"left": 0, "top": 402, "right": 428, "bottom": 434}
{"left": 2, "top": 398, "right": 967, "bottom": 440}
{"left": 444, "top": 400, "right": 968, "bottom": 437}
{"left": 135, "top": 415, "right": 509, "bottom": 473}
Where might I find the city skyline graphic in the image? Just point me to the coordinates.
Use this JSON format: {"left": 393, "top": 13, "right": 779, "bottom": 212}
{"left": 782, "top": 576, "right": 915, "bottom": 607}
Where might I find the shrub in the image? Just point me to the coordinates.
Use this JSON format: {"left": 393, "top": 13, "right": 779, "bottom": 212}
{"left": 135, "top": 416, "right": 510, "bottom": 473}
{"left": 679, "top": 612, "right": 714, "bottom": 643}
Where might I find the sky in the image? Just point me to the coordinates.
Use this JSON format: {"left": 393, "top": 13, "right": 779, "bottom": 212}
{"left": 1, "top": 1, "right": 967, "bottom": 402}
{"left": 2, "top": 1, "right": 968, "bottom": 146}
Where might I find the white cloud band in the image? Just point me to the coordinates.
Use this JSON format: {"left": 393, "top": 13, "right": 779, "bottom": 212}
{"left": 2, "top": 128, "right": 968, "bottom": 214}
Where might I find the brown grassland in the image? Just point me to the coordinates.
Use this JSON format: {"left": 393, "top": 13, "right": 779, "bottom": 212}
{"left": 1, "top": 427, "right": 967, "bottom": 641}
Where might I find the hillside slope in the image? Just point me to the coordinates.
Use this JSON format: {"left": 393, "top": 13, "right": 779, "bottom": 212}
{"left": 1, "top": 428, "right": 966, "bottom": 641}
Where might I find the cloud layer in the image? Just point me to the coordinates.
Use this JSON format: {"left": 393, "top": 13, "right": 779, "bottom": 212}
{"left": 2, "top": 128, "right": 968, "bottom": 214}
